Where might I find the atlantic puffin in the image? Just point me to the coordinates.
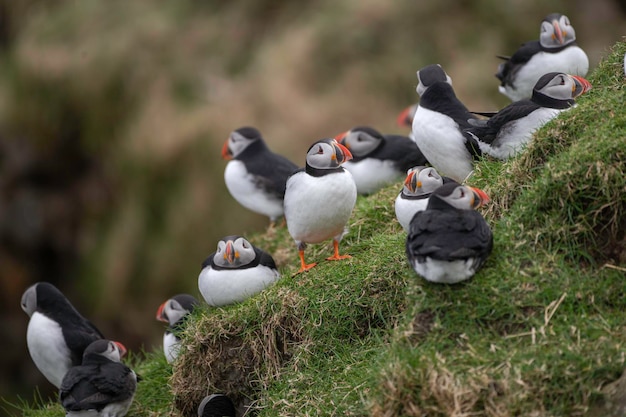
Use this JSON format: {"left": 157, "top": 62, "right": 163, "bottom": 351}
{"left": 335, "top": 126, "right": 428, "bottom": 195}
{"left": 222, "top": 126, "right": 299, "bottom": 225}
{"left": 197, "top": 394, "right": 236, "bottom": 417}
{"left": 406, "top": 182, "right": 492, "bottom": 284}
{"left": 394, "top": 166, "right": 444, "bottom": 232}
{"left": 198, "top": 235, "right": 280, "bottom": 307}
{"left": 467, "top": 72, "right": 591, "bottom": 159}
{"left": 59, "top": 339, "right": 137, "bottom": 417}
{"left": 283, "top": 138, "right": 357, "bottom": 273}
{"left": 21, "top": 282, "right": 106, "bottom": 388}
{"left": 496, "top": 13, "right": 589, "bottom": 102}
{"left": 156, "top": 294, "right": 199, "bottom": 363}
{"left": 410, "top": 64, "right": 482, "bottom": 182}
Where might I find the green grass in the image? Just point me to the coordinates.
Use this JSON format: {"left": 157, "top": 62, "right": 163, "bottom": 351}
{"left": 15, "top": 41, "right": 626, "bottom": 417}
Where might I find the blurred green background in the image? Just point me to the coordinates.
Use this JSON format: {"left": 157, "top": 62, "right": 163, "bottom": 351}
{"left": 1, "top": 0, "right": 624, "bottom": 411}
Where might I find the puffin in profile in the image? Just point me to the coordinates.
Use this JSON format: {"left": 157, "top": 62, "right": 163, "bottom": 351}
{"left": 156, "top": 294, "right": 199, "bottom": 363}
{"left": 284, "top": 138, "right": 357, "bottom": 273}
{"left": 410, "top": 64, "right": 482, "bottom": 183}
{"left": 222, "top": 126, "right": 299, "bottom": 225}
{"left": 394, "top": 166, "right": 444, "bottom": 232}
{"left": 59, "top": 339, "right": 137, "bottom": 417}
{"left": 496, "top": 13, "right": 589, "bottom": 102}
{"left": 198, "top": 235, "right": 280, "bottom": 307}
{"left": 406, "top": 182, "right": 492, "bottom": 284}
{"left": 467, "top": 72, "right": 591, "bottom": 159}
{"left": 335, "top": 126, "right": 428, "bottom": 195}
{"left": 197, "top": 394, "right": 236, "bottom": 417}
{"left": 21, "top": 282, "right": 106, "bottom": 388}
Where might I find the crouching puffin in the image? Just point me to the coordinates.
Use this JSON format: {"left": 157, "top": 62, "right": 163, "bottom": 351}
{"left": 60, "top": 339, "right": 137, "bottom": 417}
{"left": 335, "top": 126, "right": 428, "bottom": 195}
{"left": 410, "top": 64, "right": 482, "bottom": 183}
{"left": 21, "top": 282, "right": 106, "bottom": 388}
{"left": 394, "top": 166, "right": 444, "bottom": 232}
{"left": 198, "top": 236, "right": 280, "bottom": 306}
{"left": 467, "top": 72, "right": 591, "bottom": 159}
{"left": 284, "top": 138, "right": 357, "bottom": 273}
{"left": 222, "top": 126, "right": 299, "bottom": 225}
{"left": 156, "top": 294, "right": 199, "bottom": 363}
{"left": 496, "top": 13, "right": 589, "bottom": 102}
{"left": 406, "top": 182, "right": 492, "bottom": 284}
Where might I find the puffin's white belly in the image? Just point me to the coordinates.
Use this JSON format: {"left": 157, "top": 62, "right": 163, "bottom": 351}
{"left": 27, "top": 312, "right": 73, "bottom": 388}
{"left": 284, "top": 170, "right": 357, "bottom": 244}
{"left": 344, "top": 159, "right": 401, "bottom": 195}
{"left": 198, "top": 266, "right": 280, "bottom": 307}
{"left": 224, "top": 160, "right": 284, "bottom": 220}
{"left": 394, "top": 194, "right": 429, "bottom": 232}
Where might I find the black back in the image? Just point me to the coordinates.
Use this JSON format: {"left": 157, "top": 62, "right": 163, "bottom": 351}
{"left": 418, "top": 82, "right": 478, "bottom": 130}
{"left": 465, "top": 100, "right": 540, "bottom": 145}
{"left": 35, "top": 283, "right": 104, "bottom": 365}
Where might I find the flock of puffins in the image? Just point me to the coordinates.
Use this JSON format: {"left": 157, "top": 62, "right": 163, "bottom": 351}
{"left": 20, "top": 12, "right": 593, "bottom": 417}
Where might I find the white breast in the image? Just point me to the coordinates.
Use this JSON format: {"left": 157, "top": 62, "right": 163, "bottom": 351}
{"left": 27, "top": 312, "right": 73, "bottom": 388}
{"left": 412, "top": 107, "right": 473, "bottom": 182}
{"left": 394, "top": 194, "right": 429, "bottom": 232}
{"left": 284, "top": 170, "right": 357, "bottom": 244}
{"left": 344, "top": 159, "right": 402, "bottom": 194}
{"left": 198, "top": 265, "right": 280, "bottom": 307}
{"left": 484, "top": 107, "right": 563, "bottom": 159}
{"left": 224, "top": 160, "right": 284, "bottom": 221}
{"left": 163, "top": 332, "right": 180, "bottom": 364}
{"left": 411, "top": 257, "right": 480, "bottom": 284}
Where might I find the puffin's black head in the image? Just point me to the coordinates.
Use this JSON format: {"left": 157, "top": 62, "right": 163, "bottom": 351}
{"left": 334, "top": 126, "right": 384, "bottom": 158}
{"left": 21, "top": 282, "right": 77, "bottom": 318}
{"left": 539, "top": 13, "right": 576, "bottom": 48}
{"left": 222, "top": 126, "right": 264, "bottom": 160}
{"left": 156, "top": 294, "right": 199, "bottom": 325}
{"left": 427, "top": 182, "right": 490, "bottom": 211}
{"left": 82, "top": 339, "right": 127, "bottom": 364}
{"left": 416, "top": 64, "right": 453, "bottom": 96}
{"left": 531, "top": 72, "right": 592, "bottom": 107}
{"left": 211, "top": 235, "right": 259, "bottom": 269}
{"left": 305, "top": 138, "right": 353, "bottom": 170}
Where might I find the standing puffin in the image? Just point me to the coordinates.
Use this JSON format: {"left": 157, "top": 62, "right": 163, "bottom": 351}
{"left": 21, "top": 282, "right": 105, "bottom": 388}
{"left": 197, "top": 394, "right": 236, "bottom": 417}
{"left": 496, "top": 13, "right": 589, "bottom": 102}
{"left": 156, "top": 294, "right": 199, "bottom": 363}
{"left": 198, "top": 235, "right": 280, "bottom": 307}
{"left": 467, "top": 72, "right": 591, "bottom": 159}
{"left": 394, "top": 166, "right": 444, "bottom": 232}
{"left": 60, "top": 339, "right": 137, "bottom": 417}
{"left": 410, "top": 64, "right": 482, "bottom": 183}
{"left": 284, "top": 138, "right": 357, "bottom": 273}
{"left": 335, "top": 126, "right": 428, "bottom": 195}
{"left": 222, "top": 126, "right": 299, "bottom": 225}
{"left": 406, "top": 182, "right": 492, "bottom": 284}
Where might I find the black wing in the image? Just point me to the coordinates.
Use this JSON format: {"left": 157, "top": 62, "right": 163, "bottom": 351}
{"left": 244, "top": 151, "right": 299, "bottom": 199}
{"left": 496, "top": 40, "right": 542, "bottom": 87}
{"left": 62, "top": 323, "right": 104, "bottom": 366}
{"left": 380, "top": 135, "right": 430, "bottom": 171}
{"left": 406, "top": 209, "right": 492, "bottom": 262}
{"left": 465, "top": 100, "right": 539, "bottom": 145}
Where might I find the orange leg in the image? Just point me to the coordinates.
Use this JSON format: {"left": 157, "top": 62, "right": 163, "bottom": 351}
{"left": 297, "top": 250, "right": 317, "bottom": 273}
{"left": 326, "top": 240, "right": 351, "bottom": 261}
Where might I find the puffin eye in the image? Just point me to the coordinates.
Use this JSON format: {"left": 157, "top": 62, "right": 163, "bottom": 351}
{"left": 317, "top": 146, "right": 324, "bottom": 154}
{"left": 242, "top": 240, "right": 249, "bottom": 249}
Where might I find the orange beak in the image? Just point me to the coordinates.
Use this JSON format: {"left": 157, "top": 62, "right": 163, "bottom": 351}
{"left": 223, "top": 240, "right": 236, "bottom": 264}
{"left": 114, "top": 341, "right": 128, "bottom": 358}
{"left": 221, "top": 139, "right": 233, "bottom": 160}
{"left": 552, "top": 19, "right": 564, "bottom": 44}
{"left": 571, "top": 75, "right": 592, "bottom": 96}
{"left": 332, "top": 140, "right": 353, "bottom": 164}
{"left": 396, "top": 105, "right": 415, "bottom": 127}
{"left": 470, "top": 187, "right": 490, "bottom": 208}
{"left": 156, "top": 301, "right": 168, "bottom": 322}
{"left": 334, "top": 131, "right": 349, "bottom": 145}
{"left": 404, "top": 170, "right": 418, "bottom": 193}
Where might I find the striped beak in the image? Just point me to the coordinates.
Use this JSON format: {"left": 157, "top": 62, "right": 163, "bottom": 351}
{"left": 571, "top": 75, "right": 592, "bottom": 97}
{"left": 331, "top": 139, "right": 353, "bottom": 164}
{"left": 470, "top": 187, "right": 490, "bottom": 208}
{"left": 156, "top": 301, "right": 169, "bottom": 323}
{"left": 221, "top": 139, "right": 233, "bottom": 160}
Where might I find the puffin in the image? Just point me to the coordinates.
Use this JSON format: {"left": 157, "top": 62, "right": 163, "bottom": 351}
{"left": 410, "top": 64, "right": 482, "bottom": 183}
{"left": 59, "top": 339, "right": 137, "bottom": 417}
{"left": 155, "top": 294, "right": 199, "bottom": 363}
{"left": 394, "top": 166, "right": 444, "bottom": 232}
{"left": 222, "top": 126, "right": 299, "bottom": 225}
{"left": 466, "top": 72, "right": 592, "bottom": 159}
{"left": 335, "top": 126, "right": 428, "bottom": 195}
{"left": 283, "top": 138, "right": 357, "bottom": 273}
{"left": 198, "top": 235, "right": 280, "bottom": 307}
{"left": 197, "top": 394, "right": 236, "bottom": 417}
{"left": 496, "top": 13, "right": 589, "bottom": 102}
{"left": 406, "top": 182, "right": 492, "bottom": 284}
{"left": 21, "top": 281, "right": 106, "bottom": 388}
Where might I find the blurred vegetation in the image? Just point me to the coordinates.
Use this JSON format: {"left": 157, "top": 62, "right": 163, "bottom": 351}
{"left": 0, "top": 0, "right": 624, "bottom": 412}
